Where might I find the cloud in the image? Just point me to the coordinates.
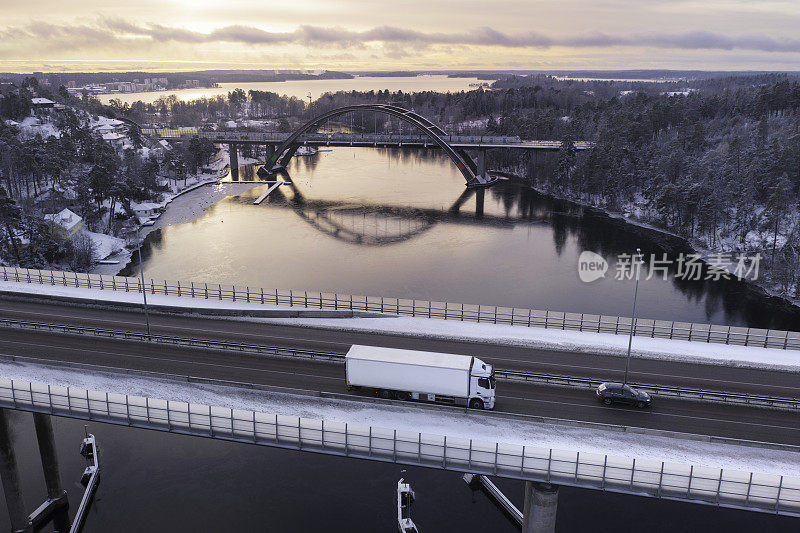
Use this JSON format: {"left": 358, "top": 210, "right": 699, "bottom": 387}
{"left": 2, "top": 19, "right": 800, "bottom": 56}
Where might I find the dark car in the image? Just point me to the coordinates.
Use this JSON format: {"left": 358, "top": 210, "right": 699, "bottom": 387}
{"left": 596, "top": 382, "right": 651, "bottom": 408}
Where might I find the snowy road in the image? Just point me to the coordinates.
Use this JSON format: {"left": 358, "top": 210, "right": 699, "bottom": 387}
{"left": 0, "top": 294, "right": 797, "bottom": 397}
{"left": 0, "top": 297, "right": 797, "bottom": 445}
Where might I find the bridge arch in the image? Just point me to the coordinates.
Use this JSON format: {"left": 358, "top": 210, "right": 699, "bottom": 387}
{"left": 264, "top": 104, "right": 486, "bottom": 186}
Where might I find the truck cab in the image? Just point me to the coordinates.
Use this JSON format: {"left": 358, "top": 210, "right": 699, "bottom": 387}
{"left": 470, "top": 358, "right": 496, "bottom": 410}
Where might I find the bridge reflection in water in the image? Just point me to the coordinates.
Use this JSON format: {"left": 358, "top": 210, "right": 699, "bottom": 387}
{"left": 254, "top": 179, "right": 532, "bottom": 247}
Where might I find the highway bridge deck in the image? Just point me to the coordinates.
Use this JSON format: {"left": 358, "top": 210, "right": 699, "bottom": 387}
{"left": 0, "top": 297, "right": 797, "bottom": 446}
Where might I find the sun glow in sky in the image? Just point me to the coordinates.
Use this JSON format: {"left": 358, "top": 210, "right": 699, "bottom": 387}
{"left": 1, "top": 0, "right": 799, "bottom": 72}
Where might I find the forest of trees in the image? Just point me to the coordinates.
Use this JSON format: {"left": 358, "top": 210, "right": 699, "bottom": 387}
{"left": 0, "top": 83, "right": 217, "bottom": 269}
{"left": 485, "top": 76, "right": 800, "bottom": 296}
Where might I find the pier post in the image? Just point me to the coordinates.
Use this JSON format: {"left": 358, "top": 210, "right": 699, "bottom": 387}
{"left": 477, "top": 148, "right": 487, "bottom": 181}
{"left": 228, "top": 143, "right": 239, "bottom": 180}
{"left": 264, "top": 144, "right": 275, "bottom": 165}
{"left": 522, "top": 482, "right": 558, "bottom": 533}
{"left": 0, "top": 409, "right": 28, "bottom": 532}
{"left": 475, "top": 189, "right": 485, "bottom": 217}
{"left": 33, "top": 413, "right": 65, "bottom": 502}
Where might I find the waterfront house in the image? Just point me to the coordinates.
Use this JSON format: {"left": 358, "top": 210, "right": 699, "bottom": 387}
{"left": 44, "top": 208, "right": 82, "bottom": 238}
{"left": 131, "top": 202, "right": 164, "bottom": 219}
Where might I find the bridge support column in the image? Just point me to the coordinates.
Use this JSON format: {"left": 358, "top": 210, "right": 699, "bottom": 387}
{"left": 264, "top": 144, "right": 275, "bottom": 165}
{"left": 228, "top": 143, "right": 239, "bottom": 180}
{"left": 33, "top": 414, "right": 65, "bottom": 503}
{"left": 522, "top": 482, "right": 558, "bottom": 533}
{"left": 477, "top": 148, "right": 487, "bottom": 179}
{"left": 0, "top": 409, "right": 28, "bottom": 532}
{"left": 475, "top": 188, "right": 484, "bottom": 217}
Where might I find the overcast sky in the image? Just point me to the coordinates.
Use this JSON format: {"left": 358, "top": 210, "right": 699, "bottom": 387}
{"left": 2, "top": 0, "right": 800, "bottom": 72}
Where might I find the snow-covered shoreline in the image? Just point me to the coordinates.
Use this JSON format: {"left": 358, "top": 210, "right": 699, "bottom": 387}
{"left": 501, "top": 169, "right": 800, "bottom": 311}
{"left": 90, "top": 148, "right": 264, "bottom": 275}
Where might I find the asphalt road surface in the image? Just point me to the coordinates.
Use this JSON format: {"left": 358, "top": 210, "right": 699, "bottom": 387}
{"left": 0, "top": 296, "right": 798, "bottom": 445}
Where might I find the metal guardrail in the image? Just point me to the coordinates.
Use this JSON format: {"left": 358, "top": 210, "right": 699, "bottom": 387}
{"left": 0, "top": 378, "right": 797, "bottom": 516}
{"left": 0, "top": 315, "right": 797, "bottom": 411}
{"left": 2, "top": 266, "right": 799, "bottom": 350}
{"left": 0, "top": 316, "right": 341, "bottom": 363}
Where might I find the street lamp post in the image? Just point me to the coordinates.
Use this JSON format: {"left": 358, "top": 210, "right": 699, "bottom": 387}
{"left": 136, "top": 240, "right": 152, "bottom": 339}
{"left": 623, "top": 248, "right": 642, "bottom": 385}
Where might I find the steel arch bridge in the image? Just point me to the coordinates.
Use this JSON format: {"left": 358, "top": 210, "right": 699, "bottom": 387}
{"left": 262, "top": 104, "right": 494, "bottom": 187}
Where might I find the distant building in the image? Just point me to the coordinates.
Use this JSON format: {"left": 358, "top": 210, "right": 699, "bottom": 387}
{"left": 44, "top": 208, "right": 82, "bottom": 238}
{"left": 31, "top": 97, "right": 55, "bottom": 108}
{"left": 102, "top": 132, "right": 128, "bottom": 150}
{"left": 94, "top": 120, "right": 126, "bottom": 135}
{"left": 31, "top": 97, "right": 55, "bottom": 116}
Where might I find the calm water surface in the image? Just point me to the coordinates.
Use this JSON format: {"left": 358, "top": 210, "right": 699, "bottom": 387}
{"left": 127, "top": 146, "right": 800, "bottom": 329}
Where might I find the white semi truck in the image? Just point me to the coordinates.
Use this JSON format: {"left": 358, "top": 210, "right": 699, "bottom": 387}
{"left": 345, "top": 345, "right": 496, "bottom": 410}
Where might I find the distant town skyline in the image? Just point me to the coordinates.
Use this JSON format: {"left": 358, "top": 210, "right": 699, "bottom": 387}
{"left": 2, "top": 0, "right": 800, "bottom": 72}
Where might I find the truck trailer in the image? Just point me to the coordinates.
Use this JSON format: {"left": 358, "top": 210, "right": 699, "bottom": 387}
{"left": 345, "top": 345, "right": 496, "bottom": 409}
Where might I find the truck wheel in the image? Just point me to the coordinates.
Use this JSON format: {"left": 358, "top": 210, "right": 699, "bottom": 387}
{"left": 469, "top": 398, "right": 484, "bottom": 410}
{"left": 379, "top": 390, "right": 392, "bottom": 399}
{"left": 396, "top": 391, "right": 411, "bottom": 401}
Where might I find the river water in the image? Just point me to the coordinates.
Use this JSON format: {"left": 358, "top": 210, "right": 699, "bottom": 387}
{"left": 96, "top": 75, "right": 483, "bottom": 105}
{"left": 125, "top": 147, "right": 800, "bottom": 330}
{"left": 6, "top": 146, "right": 800, "bottom": 532}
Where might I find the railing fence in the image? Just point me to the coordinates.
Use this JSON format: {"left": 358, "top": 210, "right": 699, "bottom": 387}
{"left": 2, "top": 266, "right": 799, "bottom": 350}
{"left": 0, "top": 378, "right": 797, "bottom": 517}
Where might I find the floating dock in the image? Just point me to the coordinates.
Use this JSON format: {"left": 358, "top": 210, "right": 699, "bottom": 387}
{"left": 253, "top": 182, "right": 284, "bottom": 205}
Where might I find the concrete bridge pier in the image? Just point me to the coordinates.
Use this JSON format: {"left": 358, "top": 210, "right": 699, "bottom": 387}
{"left": 0, "top": 409, "right": 28, "bottom": 532}
{"left": 33, "top": 414, "right": 66, "bottom": 504}
{"left": 465, "top": 148, "right": 493, "bottom": 187}
{"left": 228, "top": 143, "right": 239, "bottom": 180}
{"left": 264, "top": 144, "right": 276, "bottom": 165}
{"left": 522, "top": 482, "right": 559, "bottom": 533}
{"left": 477, "top": 148, "right": 487, "bottom": 180}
